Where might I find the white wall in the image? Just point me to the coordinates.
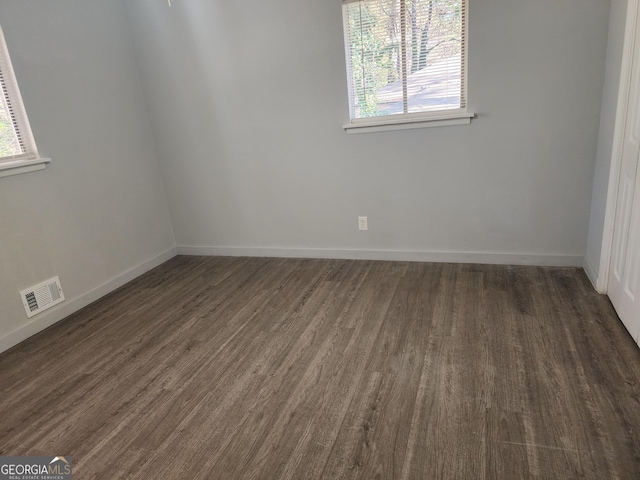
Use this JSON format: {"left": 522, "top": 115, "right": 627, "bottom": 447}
{"left": 585, "top": 0, "right": 629, "bottom": 286}
{"left": 0, "top": 0, "right": 175, "bottom": 352}
{"left": 125, "top": 0, "right": 609, "bottom": 265}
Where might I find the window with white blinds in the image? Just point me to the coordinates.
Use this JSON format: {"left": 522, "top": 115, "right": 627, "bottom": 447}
{"left": 342, "top": 0, "right": 469, "bottom": 130}
{"left": 0, "top": 26, "right": 46, "bottom": 177}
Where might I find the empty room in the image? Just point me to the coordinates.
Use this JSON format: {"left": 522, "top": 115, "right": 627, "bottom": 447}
{"left": 1, "top": 0, "right": 639, "bottom": 478}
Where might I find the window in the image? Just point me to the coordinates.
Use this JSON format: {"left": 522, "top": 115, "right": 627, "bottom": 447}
{"left": 0, "top": 27, "right": 48, "bottom": 177}
{"left": 342, "top": 0, "right": 472, "bottom": 133}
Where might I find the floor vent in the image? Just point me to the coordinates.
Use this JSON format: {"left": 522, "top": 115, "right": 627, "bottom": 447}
{"left": 20, "top": 276, "right": 65, "bottom": 318}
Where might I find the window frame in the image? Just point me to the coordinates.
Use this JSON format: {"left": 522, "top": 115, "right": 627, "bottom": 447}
{"left": 0, "top": 26, "right": 49, "bottom": 177}
{"left": 341, "top": 0, "right": 473, "bottom": 134}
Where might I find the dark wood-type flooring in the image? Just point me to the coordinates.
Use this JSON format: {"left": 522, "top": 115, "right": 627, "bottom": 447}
{"left": 1, "top": 256, "right": 640, "bottom": 479}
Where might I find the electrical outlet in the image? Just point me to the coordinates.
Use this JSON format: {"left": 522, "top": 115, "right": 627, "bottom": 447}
{"left": 358, "top": 216, "right": 368, "bottom": 231}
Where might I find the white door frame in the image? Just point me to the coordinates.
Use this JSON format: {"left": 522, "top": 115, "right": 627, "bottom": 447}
{"left": 598, "top": 0, "right": 640, "bottom": 294}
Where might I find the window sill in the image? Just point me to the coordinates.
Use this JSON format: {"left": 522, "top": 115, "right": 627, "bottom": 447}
{"left": 0, "top": 158, "right": 51, "bottom": 178}
{"left": 343, "top": 111, "right": 475, "bottom": 134}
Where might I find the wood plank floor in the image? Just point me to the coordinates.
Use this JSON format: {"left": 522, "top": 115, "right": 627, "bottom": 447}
{"left": 1, "top": 256, "right": 640, "bottom": 479}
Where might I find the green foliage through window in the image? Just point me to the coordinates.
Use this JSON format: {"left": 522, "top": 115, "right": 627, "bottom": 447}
{"left": 343, "top": 0, "right": 465, "bottom": 120}
{"left": 0, "top": 26, "right": 39, "bottom": 164}
{"left": 0, "top": 94, "right": 22, "bottom": 157}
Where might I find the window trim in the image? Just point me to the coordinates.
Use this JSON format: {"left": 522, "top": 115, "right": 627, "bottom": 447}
{"left": 0, "top": 157, "right": 50, "bottom": 178}
{"left": 342, "top": 0, "right": 473, "bottom": 133}
{"left": 344, "top": 109, "right": 473, "bottom": 134}
{"left": 0, "top": 26, "right": 49, "bottom": 178}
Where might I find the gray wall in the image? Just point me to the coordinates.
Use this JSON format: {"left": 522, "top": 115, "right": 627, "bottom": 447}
{"left": 0, "top": 0, "right": 618, "bottom": 350}
{"left": 126, "top": 0, "right": 609, "bottom": 262}
{"left": 585, "top": 0, "right": 629, "bottom": 286}
{"left": 0, "top": 0, "right": 175, "bottom": 349}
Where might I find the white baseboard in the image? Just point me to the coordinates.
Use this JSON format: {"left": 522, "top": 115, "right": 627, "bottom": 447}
{"left": 176, "top": 245, "right": 584, "bottom": 267}
{"left": 0, "top": 248, "right": 177, "bottom": 354}
{"left": 583, "top": 255, "right": 605, "bottom": 293}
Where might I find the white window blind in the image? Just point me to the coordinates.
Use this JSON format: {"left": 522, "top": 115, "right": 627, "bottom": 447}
{"left": 342, "top": 0, "right": 467, "bottom": 123}
{"left": 0, "top": 26, "right": 39, "bottom": 164}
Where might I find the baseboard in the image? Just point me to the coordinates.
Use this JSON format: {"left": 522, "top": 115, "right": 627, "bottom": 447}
{"left": 0, "top": 248, "right": 177, "bottom": 354}
{"left": 176, "top": 245, "right": 584, "bottom": 267}
{"left": 583, "top": 255, "right": 605, "bottom": 293}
